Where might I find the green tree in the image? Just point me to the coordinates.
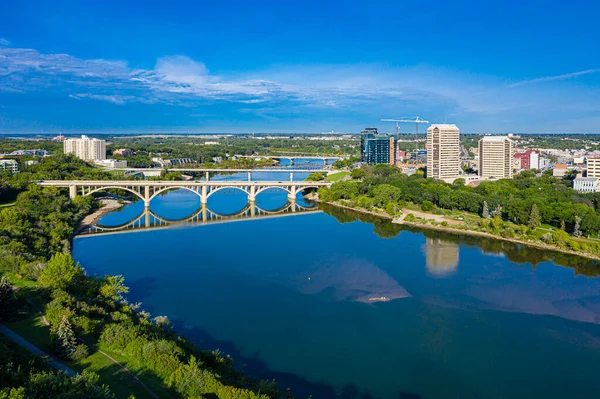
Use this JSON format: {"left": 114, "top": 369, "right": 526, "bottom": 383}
{"left": 482, "top": 201, "right": 490, "bottom": 219}
{"left": 350, "top": 168, "right": 366, "bottom": 180}
{"left": 573, "top": 216, "right": 582, "bottom": 237}
{"left": 100, "top": 275, "right": 129, "bottom": 302}
{"left": 55, "top": 315, "right": 76, "bottom": 359}
{"left": 38, "top": 253, "right": 82, "bottom": 290}
{"left": 421, "top": 200, "right": 434, "bottom": 212}
{"left": 527, "top": 204, "right": 541, "bottom": 229}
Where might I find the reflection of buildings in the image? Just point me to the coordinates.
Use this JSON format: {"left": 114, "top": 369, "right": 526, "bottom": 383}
{"left": 424, "top": 238, "right": 459, "bottom": 276}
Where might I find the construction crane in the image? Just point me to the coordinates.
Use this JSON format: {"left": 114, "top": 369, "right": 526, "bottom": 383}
{"left": 381, "top": 117, "right": 429, "bottom": 152}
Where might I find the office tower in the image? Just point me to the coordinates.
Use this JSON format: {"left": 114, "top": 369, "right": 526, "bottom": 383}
{"left": 64, "top": 135, "right": 107, "bottom": 161}
{"left": 477, "top": 136, "right": 514, "bottom": 179}
{"left": 360, "top": 128, "right": 395, "bottom": 165}
{"left": 426, "top": 124, "right": 460, "bottom": 182}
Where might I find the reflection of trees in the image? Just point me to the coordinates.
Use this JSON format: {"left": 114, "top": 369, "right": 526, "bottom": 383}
{"left": 320, "top": 204, "right": 402, "bottom": 238}
{"left": 321, "top": 204, "right": 600, "bottom": 277}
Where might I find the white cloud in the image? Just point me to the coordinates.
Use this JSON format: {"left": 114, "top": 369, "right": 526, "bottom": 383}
{"left": 0, "top": 38, "right": 10, "bottom": 46}
{"left": 508, "top": 69, "right": 598, "bottom": 87}
{"left": 1, "top": 45, "right": 600, "bottom": 132}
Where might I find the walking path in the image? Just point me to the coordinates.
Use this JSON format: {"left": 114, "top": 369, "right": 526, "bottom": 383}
{"left": 0, "top": 324, "right": 77, "bottom": 376}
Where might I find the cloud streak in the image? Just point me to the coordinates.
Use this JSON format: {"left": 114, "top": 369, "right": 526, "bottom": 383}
{"left": 508, "top": 69, "right": 598, "bottom": 87}
{"left": 0, "top": 38, "right": 10, "bottom": 46}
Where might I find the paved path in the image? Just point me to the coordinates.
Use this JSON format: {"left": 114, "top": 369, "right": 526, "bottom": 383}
{"left": 0, "top": 324, "right": 77, "bottom": 376}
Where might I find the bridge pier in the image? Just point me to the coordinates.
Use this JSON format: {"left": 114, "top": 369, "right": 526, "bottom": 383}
{"left": 201, "top": 186, "right": 208, "bottom": 205}
{"left": 289, "top": 172, "right": 294, "bottom": 182}
{"left": 247, "top": 171, "right": 251, "bottom": 182}
{"left": 248, "top": 185, "right": 256, "bottom": 202}
{"left": 144, "top": 186, "right": 150, "bottom": 208}
{"left": 69, "top": 185, "right": 78, "bottom": 200}
{"left": 288, "top": 185, "right": 296, "bottom": 202}
{"left": 289, "top": 158, "right": 294, "bottom": 166}
{"left": 205, "top": 171, "right": 210, "bottom": 181}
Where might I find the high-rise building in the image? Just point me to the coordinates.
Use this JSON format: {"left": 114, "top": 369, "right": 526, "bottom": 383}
{"left": 64, "top": 135, "right": 106, "bottom": 161}
{"left": 587, "top": 158, "right": 600, "bottom": 178}
{"left": 360, "top": 128, "right": 395, "bottom": 165}
{"left": 477, "top": 136, "right": 514, "bottom": 179}
{"left": 426, "top": 124, "right": 460, "bottom": 182}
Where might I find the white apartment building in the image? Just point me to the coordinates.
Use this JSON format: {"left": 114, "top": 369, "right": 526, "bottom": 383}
{"left": 573, "top": 177, "right": 600, "bottom": 193}
{"left": 0, "top": 159, "right": 19, "bottom": 174}
{"left": 427, "top": 124, "right": 460, "bottom": 182}
{"left": 64, "top": 135, "right": 106, "bottom": 161}
{"left": 477, "top": 136, "right": 514, "bottom": 179}
{"left": 587, "top": 158, "right": 600, "bottom": 178}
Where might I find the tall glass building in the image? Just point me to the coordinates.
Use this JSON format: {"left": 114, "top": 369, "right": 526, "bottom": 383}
{"left": 360, "top": 128, "right": 395, "bottom": 165}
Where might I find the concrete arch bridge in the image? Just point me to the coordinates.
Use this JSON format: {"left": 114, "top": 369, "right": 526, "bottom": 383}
{"left": 38, "top": 180, "right": 331, "bottom": 208}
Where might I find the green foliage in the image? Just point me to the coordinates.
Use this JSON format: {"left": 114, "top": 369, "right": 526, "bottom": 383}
{"left": 421, "top": 200, "right": 434, "bottom": 212}
{"left": 306, "top": 172, "right": 325, "bottom": 181}
{"left": 351, "top": 168, "right": 366, "bottom": 179}
{"left": 55, "top": 315, "right": 77, "bottom": 359}
{"left": 527, "top": 204, "right": 541, "bottom": 229}
{"left": 0, "top": 276, "right": 17, "bottom": 321}
{"left": 38, "top": 253, "right": 83, "bottom": 291}
{"left": 482, "top": 201, "right": 490, "bottom": 219}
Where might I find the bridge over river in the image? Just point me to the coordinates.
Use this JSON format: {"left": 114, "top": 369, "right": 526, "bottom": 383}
{"left": 38, "top": 179, "right": 331, "bottom": 208}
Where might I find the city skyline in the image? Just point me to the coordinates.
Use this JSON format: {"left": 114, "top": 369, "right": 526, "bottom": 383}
{"left": 1, "top": 1, "right": 600, "bottom": 133}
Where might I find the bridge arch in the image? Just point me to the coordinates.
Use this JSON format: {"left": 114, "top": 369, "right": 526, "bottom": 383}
{"left": 84, "top": 186, "right": 145, "bottom": 202}
{"left": 149, "top": 186, "right": 202, "bottom": 202}
{"left": 254, "top": 186, "right": 292, "bottom": 197}
{"left": 206, "top": 186, "right": 250, "bottom": 200}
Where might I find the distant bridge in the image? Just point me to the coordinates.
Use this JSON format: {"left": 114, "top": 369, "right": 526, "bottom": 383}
{"left": 235, "top": 155, "right": 344, "bottom": 165}
{"left": 38, "top": 180, "right": 331, "bottom": 208}
{"left": 107, "top": 168, "right": 329, "bottom": 181}
{"left": 80, "top": 201, "right": 319, "bottom": 236}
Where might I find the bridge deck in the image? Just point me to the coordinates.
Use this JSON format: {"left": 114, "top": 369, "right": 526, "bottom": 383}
{"left": 38, "top": 180, "right": 331, "bottom": 187}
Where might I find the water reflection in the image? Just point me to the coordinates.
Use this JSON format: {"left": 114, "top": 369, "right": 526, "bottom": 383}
{"left": 320, "top": 203, "right": 600, "bottom": 278}
{"left": 423, "top": 238, "right": 459, "bottom": 277}
{"left": 81, "top": 200, "right": 319, "bottom": 236}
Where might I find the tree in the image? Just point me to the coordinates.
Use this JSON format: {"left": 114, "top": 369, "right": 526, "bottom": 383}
{"left": 350, "top": 168, "right": 366, "bottom": 180}
{"left": 528, "top": 204, "right": 541, "bottom": 229}
{"left": 421, "top": 200, "right": 434, "bottom": 212}
{"left": 55, "top": 315, "right": 76, "bottom": 359}
{"left": 482, "top": 201, "right": 490, "bottom": 219}
{"left": 38, "top": 253, "right": 82, "bottom": 291}
{"left": 0, "top": 276, "right": 17, "bottom": 321}
{"left": 561, "top": 219, "right": 566, "bottom": 231}
{"left": 100, "top": 275, "right": 129, "bottom": 303}
{"left": 574, "top": 216, "right": 582, "bottom": 237}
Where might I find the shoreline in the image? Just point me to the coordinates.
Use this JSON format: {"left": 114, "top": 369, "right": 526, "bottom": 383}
{"left": 317, "top": 199, "right": 600, "bottom": 262}
{"left": 75, "top": 199, "right": 129, "bottom": 235}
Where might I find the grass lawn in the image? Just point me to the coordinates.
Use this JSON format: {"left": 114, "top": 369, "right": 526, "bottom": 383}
{"left": 326, "top": 171, "right": 350, "bottom": 182}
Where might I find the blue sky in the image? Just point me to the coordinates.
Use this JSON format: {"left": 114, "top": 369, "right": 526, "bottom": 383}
{"left": 1, "top": 0, "right": 599, "bottom": 133}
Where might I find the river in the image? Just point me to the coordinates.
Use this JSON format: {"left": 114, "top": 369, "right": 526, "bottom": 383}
{"left": 72, "top": 170, "right": 600, "bottom": 399}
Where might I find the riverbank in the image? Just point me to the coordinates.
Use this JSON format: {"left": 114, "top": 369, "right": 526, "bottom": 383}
{"left": 317, "top": 198, "right": 600, "bottom": 262}
{"left": 75, "top": 199, "right": 129, "bottom": 234}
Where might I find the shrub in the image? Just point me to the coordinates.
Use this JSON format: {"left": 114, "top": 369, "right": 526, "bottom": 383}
{"left": 404, "top": 213, "right": 417, "bottom": 222}
{"left": 421, "top": 200, "right": 434, "bottom": 212}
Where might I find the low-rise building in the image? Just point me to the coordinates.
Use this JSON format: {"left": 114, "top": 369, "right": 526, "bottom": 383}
{"left": 113, "top": 148, "right": 133, "bottom": 156}
{"left": 0, "top": 159, "right": 19, "bottom": 174}
{"left": 553, "top": 164, "right": 568, "bottom": 177}
{"left": 573, "top": 177, "right": 600, "bottom": 193}
{"left": 94, "top": 159, "right": 127, "bottom": 168}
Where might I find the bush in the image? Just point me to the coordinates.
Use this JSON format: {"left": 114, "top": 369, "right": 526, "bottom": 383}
{"left": 421, "top": 200, "right": 434, "bottom": 212}
{"left": 404, "top": 213, "right": 417, "bottom": 222}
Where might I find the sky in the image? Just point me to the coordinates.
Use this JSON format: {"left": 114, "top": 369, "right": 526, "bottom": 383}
{"left": 0, "top": 0, "right": 599, "bottom": 134}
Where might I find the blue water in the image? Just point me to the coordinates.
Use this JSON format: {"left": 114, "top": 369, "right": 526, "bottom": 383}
{"left": 73, "top": 176, "right": 600, "bottom": 399}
